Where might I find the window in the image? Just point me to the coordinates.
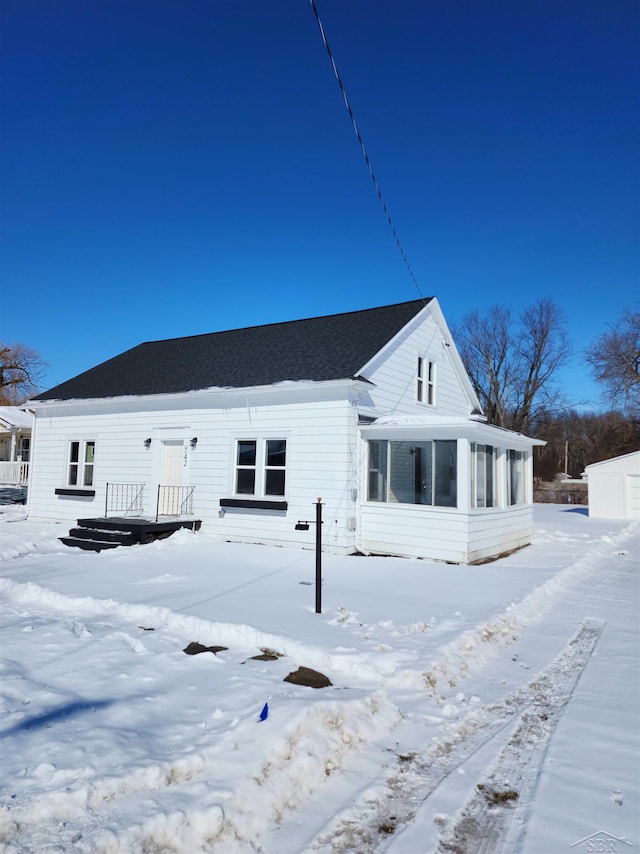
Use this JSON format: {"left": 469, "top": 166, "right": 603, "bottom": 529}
{"left": 236, "top": 440, "right": 257, "bottom": 494}
{"left": 471, "top": 443, "right": 496, "bottom": 508}
{"left": 18, "top": 437, "right": 30, "bottom": 462}
{"left": 507, "top": 449, "right": 526, "bottom": 505}
{"left": 368, "top": 440, "right": 388, "bottom": 501}
{"left": 264, "top": 439, "right": 286, "bottom": 496}
{"left": 68, "top": 440, "right": 95, "bottom": 487}
{"left": 367, "top": 439, "right": 456, "bottom": 507}
{"left": 235, "top": 439, "right": 287, "bottom": 497}
{"left": 417, "top": 357, "right": 436, "bottom": 405}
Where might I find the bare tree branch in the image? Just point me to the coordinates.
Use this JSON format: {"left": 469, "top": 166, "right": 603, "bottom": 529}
{"left": 0, "top": 343, "right": 47, "bottom": 405}
{"left": 584, "top": 308, "right": 640, "bottom": 416}
{"left": 453, "top": 298, "right": 570, "bottom": 434}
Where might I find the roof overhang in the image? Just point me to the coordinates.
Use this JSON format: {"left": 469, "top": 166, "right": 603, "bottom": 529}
{"left": 26, "top": 377, "right": 367, "bottom": 415}
{"left": 359, "top": 415, "right": 546, "bottom": 449}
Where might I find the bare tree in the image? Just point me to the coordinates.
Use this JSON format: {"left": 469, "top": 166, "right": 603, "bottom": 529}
{"left": 0, "top": 343, "right": 46, "bottom": 405}
{"left": 584, "top": 308, "right": 640, "bottom": 416}
{"left": 454, "top": 298, "right": 571, "bottom": 434}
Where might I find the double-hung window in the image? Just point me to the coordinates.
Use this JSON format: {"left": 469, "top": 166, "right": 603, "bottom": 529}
{"left": 471, "top": 443, "right": 496, "bottom": 508}
{"left": 417, "top": 357, "right": 436, "bottom": 405}
{"left": 68, "top": 440, "right": 95, "bottom": 487}
{"left": 235, "top": 439, "right": 287, "bottom": 498}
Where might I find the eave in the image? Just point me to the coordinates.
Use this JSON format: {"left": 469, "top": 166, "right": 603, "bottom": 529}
{"left": 359, "top": 415, "right": 546, "bottom": 449}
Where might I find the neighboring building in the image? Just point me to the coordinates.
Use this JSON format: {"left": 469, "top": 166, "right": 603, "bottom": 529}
{"left": 584, "top": 451, "right": 640, "bottom": 521}
{"left": 26, "top": 299, "right": 544, "bottom": 563}
{"left": 0, "top": 406, "right": 32, "bottom": 485}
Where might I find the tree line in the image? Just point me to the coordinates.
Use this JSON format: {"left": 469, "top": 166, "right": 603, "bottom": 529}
{"left": 2, "top": 300, "right": 639, "bottom": 479}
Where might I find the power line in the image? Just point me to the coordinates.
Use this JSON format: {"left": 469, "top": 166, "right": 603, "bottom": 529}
{"left": 309, "top": 0, "right": 424, "bottom": 300}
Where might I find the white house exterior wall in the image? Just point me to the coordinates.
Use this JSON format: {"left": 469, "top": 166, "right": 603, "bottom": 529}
{"left": 361, "top": 310, "right": 473, "bottom": 418}
{"left": 357, "top": 504, "right": 534, "bottom": 564}
{"left": 465, "top": 506, "right": 535, "bottom": 563}
{"left": 358, "top": 503, "right": 470, "bottom": 562}
{"left": 27, "top": 384, "right": 361, "bottom": 554}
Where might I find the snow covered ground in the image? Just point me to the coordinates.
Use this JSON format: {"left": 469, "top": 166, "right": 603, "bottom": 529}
{"left": 0, "top": 503, "right": 638, "bottom": 853}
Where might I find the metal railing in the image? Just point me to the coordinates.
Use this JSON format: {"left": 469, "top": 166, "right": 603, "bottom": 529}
{"left": 156, "top": 485, "right": 195, "bottom": 520}
{"left": 0, "top": 461, "right": 29, "bottom": 485}
{"left": 105, "top": 482, "right": 146, "bottom": 517}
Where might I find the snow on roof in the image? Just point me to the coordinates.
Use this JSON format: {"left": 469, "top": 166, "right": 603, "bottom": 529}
{"left": 361, "top": 414, "right": 546, "bottom": 447}
{"left": 0, "top": 406, "right": 33, "bottom": 430}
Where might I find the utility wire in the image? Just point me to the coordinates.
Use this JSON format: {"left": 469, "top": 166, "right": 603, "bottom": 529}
{"left": 309, "top": 0, "right": 425, "bottom": 300}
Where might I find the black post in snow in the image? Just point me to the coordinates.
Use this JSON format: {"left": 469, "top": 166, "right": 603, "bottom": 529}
{"left": 315, "top": 498, "right": 322, "bottom": 614}
{"left": 295, "top": 498, "right": 324, "bottom": 614}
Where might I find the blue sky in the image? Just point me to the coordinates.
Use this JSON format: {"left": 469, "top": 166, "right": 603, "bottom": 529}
{"left": 2, "top": 0, "right": 638, "bottom": 410}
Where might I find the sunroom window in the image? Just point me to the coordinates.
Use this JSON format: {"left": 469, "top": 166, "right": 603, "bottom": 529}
{"left": 367, "top": 439, "right": 456, "bottom": 507}
{"left": 508, "top": 449, "right": 526, "bottom": 505}
{"left": 471, "top": 443, "right": 496, "bottom": 508}
{"left": 368, "top": 439, "right": 388, "bottom": 501}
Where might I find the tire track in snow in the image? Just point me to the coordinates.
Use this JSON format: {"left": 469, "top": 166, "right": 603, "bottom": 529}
{"left": 435, "top": 617, "right": 604, "bottom": 854}
{"left": 311, "top": 618, "right": 605, "bottom": 854}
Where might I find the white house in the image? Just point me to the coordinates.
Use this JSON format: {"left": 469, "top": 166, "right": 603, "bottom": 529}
{"left": 26, "top": 299, "right": 544, "bottom": 563}
{"left": 0, "top": 406, "right": 32, "bottom": 486}
{"left": 584, "top": 451, "right": 640, "bottom": 521}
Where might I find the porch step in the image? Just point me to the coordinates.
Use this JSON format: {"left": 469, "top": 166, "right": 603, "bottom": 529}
{"left": 67, "top": 526, "right": 138, "bottom": 546}
{"left": 60, "top": 516, "right": 202, "bottom": 552}
{"left": 59, "top": 536, "right": 121, "bottom": 552}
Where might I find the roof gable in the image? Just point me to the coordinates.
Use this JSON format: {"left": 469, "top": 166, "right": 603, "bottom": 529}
{"left": 34, "top": 299, "right": 431, "bottom": 402}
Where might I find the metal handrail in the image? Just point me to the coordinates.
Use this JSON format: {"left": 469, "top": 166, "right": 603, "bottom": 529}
{"left": 105, "top": 482, "right": 145, "bottom": 517}
{"left": 156, "top": 485, "right": 195, "bottom": 521}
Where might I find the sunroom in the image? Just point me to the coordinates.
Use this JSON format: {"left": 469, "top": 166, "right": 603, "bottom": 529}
{"left": 358, "top": 416, "right": 545, "bottom": 564}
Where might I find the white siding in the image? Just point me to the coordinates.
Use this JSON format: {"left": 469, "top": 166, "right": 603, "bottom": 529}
{"left": 360, "top": 311, "right": 473, "bottom": 418}
{"left": 27, "top": 385, "right": 361, "bottom": 554}
{"left": 359, "top": 504, "right": 534, "bottom": 564}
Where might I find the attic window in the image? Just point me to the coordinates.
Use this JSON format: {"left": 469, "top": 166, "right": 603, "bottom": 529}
{"left": 417, "top": 357, "right": 436, "bottom": 405}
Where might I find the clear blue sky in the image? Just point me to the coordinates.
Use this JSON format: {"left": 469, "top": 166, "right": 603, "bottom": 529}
{"left": 1, "top": 0, "right": 638, "bottom": 410}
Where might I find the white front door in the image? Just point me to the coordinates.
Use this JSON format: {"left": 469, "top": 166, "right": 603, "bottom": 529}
{"left": 158, "top": 440, "right": 186, "bottom": 515}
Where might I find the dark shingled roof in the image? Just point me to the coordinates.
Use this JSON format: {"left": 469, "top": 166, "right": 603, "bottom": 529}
{"left": 35, "top": 299, "right": 431, "bottom": 402}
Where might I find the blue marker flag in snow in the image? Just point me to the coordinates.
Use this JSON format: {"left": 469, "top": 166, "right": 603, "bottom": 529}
{"left": 259, "top": 702, "right": 269, "bottom": 722}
